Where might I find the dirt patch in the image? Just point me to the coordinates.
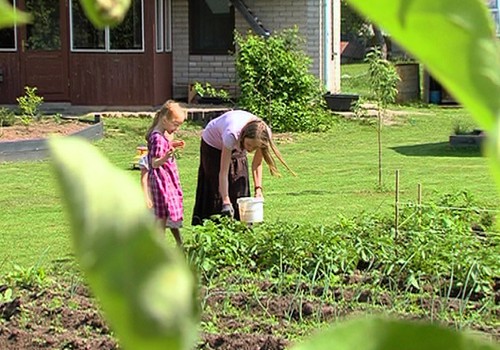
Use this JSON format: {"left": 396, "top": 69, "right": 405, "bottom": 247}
{"left": 1, "top": 274, "right": 498, "bottom": 350}
{"left": 0, "top": 119, "right": 90, "bottom": 142}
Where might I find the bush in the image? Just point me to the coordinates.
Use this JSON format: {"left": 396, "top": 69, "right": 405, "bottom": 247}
{"left": 234, "top": 27, "right": 335, "bottom": 132}
{"left": 16, "top": 86, "right": 44, "bottom": 125}
{"left": 0, "top": 107, "right": 16, "bottom": 127}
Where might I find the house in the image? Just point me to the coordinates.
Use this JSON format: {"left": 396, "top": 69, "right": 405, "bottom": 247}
{"left": 0, "top": 0, "right": 341, "bottom": 107}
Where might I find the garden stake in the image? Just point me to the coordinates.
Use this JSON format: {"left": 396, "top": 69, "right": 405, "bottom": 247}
{"left": 394, "top": 170, "right": 400, "bottom": 240}
{"left": 418, "top": 183, "right": 422, "bottom": 226}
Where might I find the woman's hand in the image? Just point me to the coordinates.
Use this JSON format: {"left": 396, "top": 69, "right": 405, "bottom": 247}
{"left": 221, "top": 203, "right": 234, "bottom": 218}
{"left": 254, "top": 186, "right": 263, "bottom": 198}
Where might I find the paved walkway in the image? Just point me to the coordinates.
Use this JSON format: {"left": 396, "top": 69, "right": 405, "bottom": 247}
{"left": 1, "top": 102, "right": 233, "bottom": 121}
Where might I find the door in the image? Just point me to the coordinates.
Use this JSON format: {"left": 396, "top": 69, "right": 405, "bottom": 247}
{"left": 20, "top": 0, "right": 69, "bottom": 101}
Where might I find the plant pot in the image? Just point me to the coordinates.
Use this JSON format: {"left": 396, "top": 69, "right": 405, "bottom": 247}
{"left": 197, "top": 96, "right": 228, "bottom": 105}
{"left": 449, "top": 129, "right": 485, "bottom": 147}
{"left": 324, "top": 93, "right": 359, "bottom": 112}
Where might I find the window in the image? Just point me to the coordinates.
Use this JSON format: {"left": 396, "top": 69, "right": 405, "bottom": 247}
{"left": 189, "top": 0, "right": 234, "bottom": 55}
{"left": 26, "top": 0, "right": 61, "bottom": 50}
{"left": 156, "top": 0, "right": 172, "bottom": 52}
{"left": 0, "top": 0, "right": 17, "bottom": 51}
{"left": 70, "top": 0, "right": 143, "bottom": 52}
{"left": 71, "top": 0, "right": 105, "bottom": 50}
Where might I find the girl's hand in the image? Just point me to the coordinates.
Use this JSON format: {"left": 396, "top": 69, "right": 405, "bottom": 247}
{"left": 171, "top": 140, "right": 185, "bottom": 149}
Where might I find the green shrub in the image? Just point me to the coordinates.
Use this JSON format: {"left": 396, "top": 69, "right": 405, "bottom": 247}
{"left": 234, "top": 27, "right": 335, "bottom": 132}
{"left": 0, "top": 107, "right": 16, "bottom": 127}
{"left": 16, "top": 86, "right": 44, "bottom": 125}
{"left": 193, "top": 82, "right": 230, "bottom": 99}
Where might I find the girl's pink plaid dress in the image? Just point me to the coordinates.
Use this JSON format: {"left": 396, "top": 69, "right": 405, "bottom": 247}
{"left": 147, "top": 130, "right": 183, "bottom": 227}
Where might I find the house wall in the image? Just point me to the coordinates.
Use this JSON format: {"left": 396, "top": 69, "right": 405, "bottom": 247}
{"left": 69, "top": 1, "right": 172, "bottom": 106}
{"left": 69, "top": 54, "right": 155, "bottom": 105}
{"left": 0, "top": 53, "right": 21, "bottom": 103}
{"left": 172, "top": 0, "right": 324, "bottom": 100}
{"left": 0, "top": 0, "right": 172, "bottom": 107}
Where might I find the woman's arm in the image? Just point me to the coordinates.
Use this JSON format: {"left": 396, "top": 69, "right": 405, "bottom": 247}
{"left": 252, "top": 148, "right": 263, "bottom": 198}
{"left": 219, "top": 146, "right": 232, "bottom": 205}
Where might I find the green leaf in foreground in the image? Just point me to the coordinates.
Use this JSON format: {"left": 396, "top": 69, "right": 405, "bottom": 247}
{"left": 0, "top": 0, "right": 30, "bottom": 29}
{"left": 346, "top": 0, "right": 500, "bottom": 230}
{"left": 79, "top": 0, "right": 131, "bottom": 28}
{"left": 292, "top": 317, "right": 499, "bottom": 350}
{"left": 48, "top": 137, "right": 198, "bottom": 350}
{"left": 346, "top": 0, "right": 500, "bottom": 132}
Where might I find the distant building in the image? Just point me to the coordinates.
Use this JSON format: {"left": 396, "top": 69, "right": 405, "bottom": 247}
{"left": 0, "top": 0, "right": 341, "bottom": 107}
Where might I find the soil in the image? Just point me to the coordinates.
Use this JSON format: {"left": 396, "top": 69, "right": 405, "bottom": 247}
{"left": 0, "top": 119, "right": 90, "bottom": 142}
{"left": 0, "top": 275, "right": 498, "bottom": 350}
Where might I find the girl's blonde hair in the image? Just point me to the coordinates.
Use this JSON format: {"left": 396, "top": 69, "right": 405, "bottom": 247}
{"left": 145, "top": 100, "right": 184, "bottom": 141}
{"left": 239, "top": 119, "right": 296, "bottom": 177}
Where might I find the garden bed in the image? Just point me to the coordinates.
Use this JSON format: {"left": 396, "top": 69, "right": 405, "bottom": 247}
{"left": 0, "top": 115, "right": 103, "bottom": 162}
{"left": 449, "top": 129, "right": 485, "bottom": 148}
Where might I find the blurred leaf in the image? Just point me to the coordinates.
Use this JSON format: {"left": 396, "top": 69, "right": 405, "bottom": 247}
{"left": 0, "top": 0, "right": 30, "bottom": 29}
{"left": 346, "top": 0, "right": 500, "bottom": 132}
{"left": 48, "top": 137, "right": 198, "bottom": 350}
{"left": 292, "top": 317, "right": 499, "bottom": 350}
{"left": 79, "top": 0, "right": 131, "bottom": 28}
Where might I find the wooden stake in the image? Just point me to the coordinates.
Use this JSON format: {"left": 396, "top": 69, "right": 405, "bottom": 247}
{"left": 395, "top": 170, "right": 400, "bottom": 240}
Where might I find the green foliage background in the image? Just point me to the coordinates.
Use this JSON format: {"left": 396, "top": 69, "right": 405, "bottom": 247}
{"left": 234, "top": 28, "right": 333, "bottom": 132}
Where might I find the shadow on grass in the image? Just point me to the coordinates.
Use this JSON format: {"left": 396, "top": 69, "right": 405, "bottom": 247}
{"left": 285, "top": 189, "right": 334, "bottom": 196}
{"left": 390, "top": 142, "right": 483, "bottom": 157}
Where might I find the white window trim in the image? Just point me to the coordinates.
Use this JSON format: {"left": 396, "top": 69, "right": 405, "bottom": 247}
{"left": 156, "top": 0, "right": 164, "bottom": 52}
{"left": 0, "top": 0, "right": 18, "bottom": 52}
{"left": 164, "top": 0, "right": 172, "bottom": 52}
{"left": 70, "top": 0, "right": 145, "bottom": 53}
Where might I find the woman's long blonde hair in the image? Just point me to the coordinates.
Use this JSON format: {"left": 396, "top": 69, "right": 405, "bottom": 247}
{"left": 239, "top": 119, "right": 296, "bottom": 177}
{"left": 145, "top": 100, "right": 183, "bottom": 141}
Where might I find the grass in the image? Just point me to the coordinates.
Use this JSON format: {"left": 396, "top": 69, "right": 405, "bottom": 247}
{"left": 0, "top": 64, "right": 497, "bottom": 269}
{"left": 340, "top": 62, "right": 372, "bottom": 97}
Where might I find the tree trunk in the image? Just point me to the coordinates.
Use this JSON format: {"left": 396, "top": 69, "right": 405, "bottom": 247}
{"left": 372, "top": 24, "right": 387, "bottom": 59}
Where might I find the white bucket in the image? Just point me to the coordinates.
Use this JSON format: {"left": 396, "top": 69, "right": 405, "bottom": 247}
{"left": 237, "top": 197, "right": 264, "bottom": 223}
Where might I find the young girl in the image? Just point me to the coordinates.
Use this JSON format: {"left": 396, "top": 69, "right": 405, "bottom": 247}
{"left": 145, "top": 100, "right": 186, "bottom": 246}
{"left": 192, "top": 110, "right": 295, "bottom": 225}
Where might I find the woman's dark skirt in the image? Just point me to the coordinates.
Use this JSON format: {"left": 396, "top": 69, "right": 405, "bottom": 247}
{"left": 192, "top": 139, "right": 250, "bottom": 225}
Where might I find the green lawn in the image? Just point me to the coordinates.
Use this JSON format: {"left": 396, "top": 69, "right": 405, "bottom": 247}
{"left": 0, "top": 64, "right": 497, "bottom": 269}
{"left": 340, "top": 62, "right": 372, "bottom": 97}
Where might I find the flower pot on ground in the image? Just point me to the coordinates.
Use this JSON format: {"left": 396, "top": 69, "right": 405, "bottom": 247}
{"left": 197, "top": 96, "right": 230, "bottom": 105}
{"left": 323, "top": 93, "right": 360, "bottom": 112}
{"left": 192, "top": 82, "right": 231, "bottom": 105}
{"left": 449, "top": 130, "right": 485, "bottom": 147}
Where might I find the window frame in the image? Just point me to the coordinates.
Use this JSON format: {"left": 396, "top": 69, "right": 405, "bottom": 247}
{"left": 70, "top": 0, "right": 144, "bottom": 53}
{"left": 0, "top": 0, "right": 17, "bottom": 52}
{"left": 155, "top": 0, "right": 172, "bottom": 53}
{"left": 164, "top": 0, "right": 172, "bottom": 52}
{"left": 155, "top": 0, "right": 164, "bottom": 52}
